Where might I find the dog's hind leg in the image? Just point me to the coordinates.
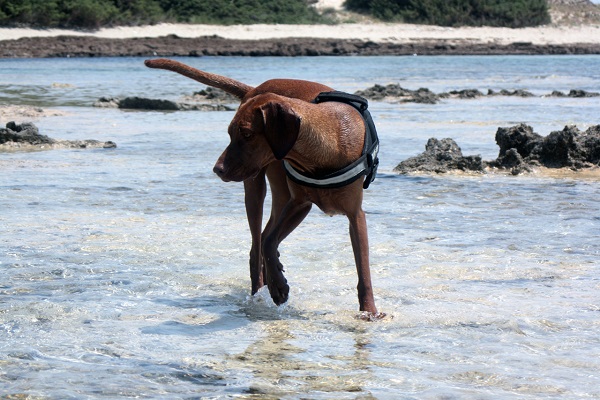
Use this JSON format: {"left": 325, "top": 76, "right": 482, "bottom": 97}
{"left": 348, "top": 208, "right": 383, "bottom": 319}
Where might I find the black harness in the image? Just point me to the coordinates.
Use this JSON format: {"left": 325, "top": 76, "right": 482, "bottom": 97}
{"left": 283, "top": 91, "right": 379, "bottom": 189}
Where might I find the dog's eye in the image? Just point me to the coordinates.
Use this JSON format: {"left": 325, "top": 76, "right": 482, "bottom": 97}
{"left": 241, "top": 129, "right": 253, "bottom": 139}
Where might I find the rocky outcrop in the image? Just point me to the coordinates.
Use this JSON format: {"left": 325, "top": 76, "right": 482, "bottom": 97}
{"left": 0, "top": 121, "right": 116, "bottom": 150}
{"left": 490, "top": 124, "right": 600, "bottom": 174}
{"left": 395, "top": 124, "right": 600, "bottom": 175}
{"left": 546, "top": 89, "right": 600, "bottom": 98}
{"left": 394, "top": 138, "right": 485, "bottom": 174}
{"left": 93, "top": 96, "right": 234, "bottom": 111}
{"left": 355, "top": 84, "right": 597, "bottom": 104}
{"left": 355, "top": 84, "right": 439, "bottom": 104}
{"left": 2, "top": 35, "right": 600, "bottom": 59}
{"left": 181, "top": 87, "right": 239, "bottom": 103}
{"left": 440, "top": 89, "right": 486, "bottom": 99}
{"left": 0, "top": 121, "right": 53, "bottom": 145}
{"left": 487, "top": 89, "right": 535, "bottom": 97}
{"left": 94, "top": 86, "right": 599, "bottom": 111}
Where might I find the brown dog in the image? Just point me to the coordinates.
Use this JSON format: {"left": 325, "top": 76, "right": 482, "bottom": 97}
{"left": 145, "top": 59, "right": 382, "bottom": 318}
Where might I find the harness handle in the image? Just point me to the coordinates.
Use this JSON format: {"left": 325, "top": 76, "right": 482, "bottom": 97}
{"left": 313, "top": 91, "right": 369, "bottom": 111}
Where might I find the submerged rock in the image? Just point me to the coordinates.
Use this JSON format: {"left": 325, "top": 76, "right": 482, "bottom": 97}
{"left": 394, "top": 138, "right": 484, "bottom": 174}
{"left": 0, "top": 121, "right": 116, "bottom": 150}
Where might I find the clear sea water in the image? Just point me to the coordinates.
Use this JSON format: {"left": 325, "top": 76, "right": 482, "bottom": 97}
{"left": 1, "top": 55, "right": 599, "bottom": 399}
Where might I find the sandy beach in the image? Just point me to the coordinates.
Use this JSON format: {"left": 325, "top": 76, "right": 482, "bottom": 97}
{"left": 2, "top": 22, "right": 600, "bottom": 46}
{"left": 2, "top": 21, "right": 600, "bottom": 59}
{"left": 2, "top": 0, "right": 600, "bottom": 55}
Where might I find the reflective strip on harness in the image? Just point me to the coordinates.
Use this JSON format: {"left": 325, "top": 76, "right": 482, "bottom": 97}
{"left": 283, "top": 91, "right": 379, "bottom": 190}
{"left": 284, "top": 142, "right": 378, "bottom": 189}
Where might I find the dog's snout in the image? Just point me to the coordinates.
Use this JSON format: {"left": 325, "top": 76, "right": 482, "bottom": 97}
{"left": 213, "top": 164, "right": 228, "bottom": 181}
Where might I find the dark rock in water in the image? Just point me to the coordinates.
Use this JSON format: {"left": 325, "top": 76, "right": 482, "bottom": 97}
{"left": 439, "top": 89, "right": 485, "bottom": 99}
{"left": 355, "top": 84, "right": 439, "bottom": 104}
{"left": 394, "top": 138, "right": 484, "bottom": 174}
{"left": 0, "top": 121, "right": 54, "bottom": 145}
{"left": 356, "top": 83, "right": 600, "bottom": 104}
{"left": 186, "top": 87, "right": 238, "bottom": 103}
{"left": 355, "top": 83, "right": 406, "bottom": 100}
{"left": 94, "top": 97, "right": 121, "bottom": 108}
{"left": 492, "top": 124, "right": 600, "bottom": 170}
{"left": 549, "top": 90, "right": 566, "bottom": 97}
{"left": 55, "top": 139, "right": 117, "bottom": 149}
{"left": 495, "top": 123, "right": 543, "bottom": 159}
{"left": 494, "top": 147, "right": 534, "bottom": 175}
{"left": 0, "top": 121, "right": 116, "bottom": 150}
{"left": 408, "top": 88, "right": 439, "bottom": 104}
{"left": 488, "top": 89, "right": 535, "bottom": 97}
{"left": 536, "top": 125, "right": 598, "bottom": 169}
{"left": 177, "top": 103, "right": 234, "bottom": 111}
{"left": 536, "top": 126, "right": 580, "bottom": 168}
{"left": 94, "top": 96, "right": 234, "bottom": 111}
{"left": 395, "top": 124, "right": 600, "bottom": 175}
{"left": 118, "top": 96, "right": 180, "bottom": 110}
{"left": 567, "top": 89, "right": 600, "bottom": 98}
{"left": 579, "top": 125, "right": 600, "bottom": 164}
{"left": 548, "top": 89, "right": 600, "bottom": 98}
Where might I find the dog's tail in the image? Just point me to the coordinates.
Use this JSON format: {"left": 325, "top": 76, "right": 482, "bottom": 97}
{"left": 144, "top": 58, "right": 254, "bottom": 99}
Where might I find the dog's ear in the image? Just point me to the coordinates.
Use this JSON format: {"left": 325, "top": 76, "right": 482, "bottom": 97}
{"left": 259, "top": 101, "right": 301, "bottom": 160}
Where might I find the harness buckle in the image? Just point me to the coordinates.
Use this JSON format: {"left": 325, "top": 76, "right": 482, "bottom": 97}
{"left": 364, "top": 152, "right": 379, "bottom": 189}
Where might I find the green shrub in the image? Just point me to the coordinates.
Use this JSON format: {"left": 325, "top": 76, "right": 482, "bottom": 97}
{"left": 0, "top": 0, "right": 330, "bottom": 28}
{"left": 0, "top": 0, "right": 63, "bottom": 26}
{"left": 64, "top": 0, "right": 118, "bottom": 28}
{"left": 345, "top": 0, "right": 551, "bottom": 28}
{"left": 158, "top": 0, "right": 328, "bottom": 25}
{"left": 112, "top": 0, "right": 164, "bottom": 25}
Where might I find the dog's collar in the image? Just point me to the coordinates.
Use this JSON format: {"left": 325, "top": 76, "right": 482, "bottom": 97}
{"left": 283, "top": 91, "right": 379, "bottom": 189}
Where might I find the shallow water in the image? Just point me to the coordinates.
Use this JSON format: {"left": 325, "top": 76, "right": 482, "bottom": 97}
{"left": 1, "top": 56, "right": 599, "bottom": 398}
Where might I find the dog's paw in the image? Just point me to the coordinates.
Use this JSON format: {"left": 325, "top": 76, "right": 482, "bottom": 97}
{"left": 266, "top": 262, "right": 289, "bottom": 305}
{"left": 269, "top": 281, "right": 290, "bottom": 306}
{"left": 357, "top": 311, "right": 388, "bottom": 322}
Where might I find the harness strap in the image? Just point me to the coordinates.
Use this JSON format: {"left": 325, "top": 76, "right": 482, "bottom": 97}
{"left": 283, "top": 91, "right": 379, "bottom": 190}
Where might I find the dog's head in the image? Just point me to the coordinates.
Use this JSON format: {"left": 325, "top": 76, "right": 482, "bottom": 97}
{"left": 213, "top": 94, "right": 301, "bottom": 182}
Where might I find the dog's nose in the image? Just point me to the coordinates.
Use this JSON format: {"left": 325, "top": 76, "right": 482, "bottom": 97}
{"left": 213, "top": 165, "right": 224, "bottom": 177}
{"left": 213, "top": 164, "right": 229, "bottom": 181}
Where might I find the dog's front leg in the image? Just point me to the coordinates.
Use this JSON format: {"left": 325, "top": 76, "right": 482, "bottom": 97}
{"left": 262, "top": 199, "right": 312, "bottom": 305}
{"left": 348, "top": 209, "right": 381, "bottom": 317}
{"left": 244, "top": 170, "right": 267, "bottom": 294}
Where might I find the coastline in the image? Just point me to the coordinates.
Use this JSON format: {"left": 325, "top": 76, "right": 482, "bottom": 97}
{"left": 3, "top": 22, "right": 600, "bottom": 45}
{"left": 2, "top": 23, "right": 600, "bottom": 58}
